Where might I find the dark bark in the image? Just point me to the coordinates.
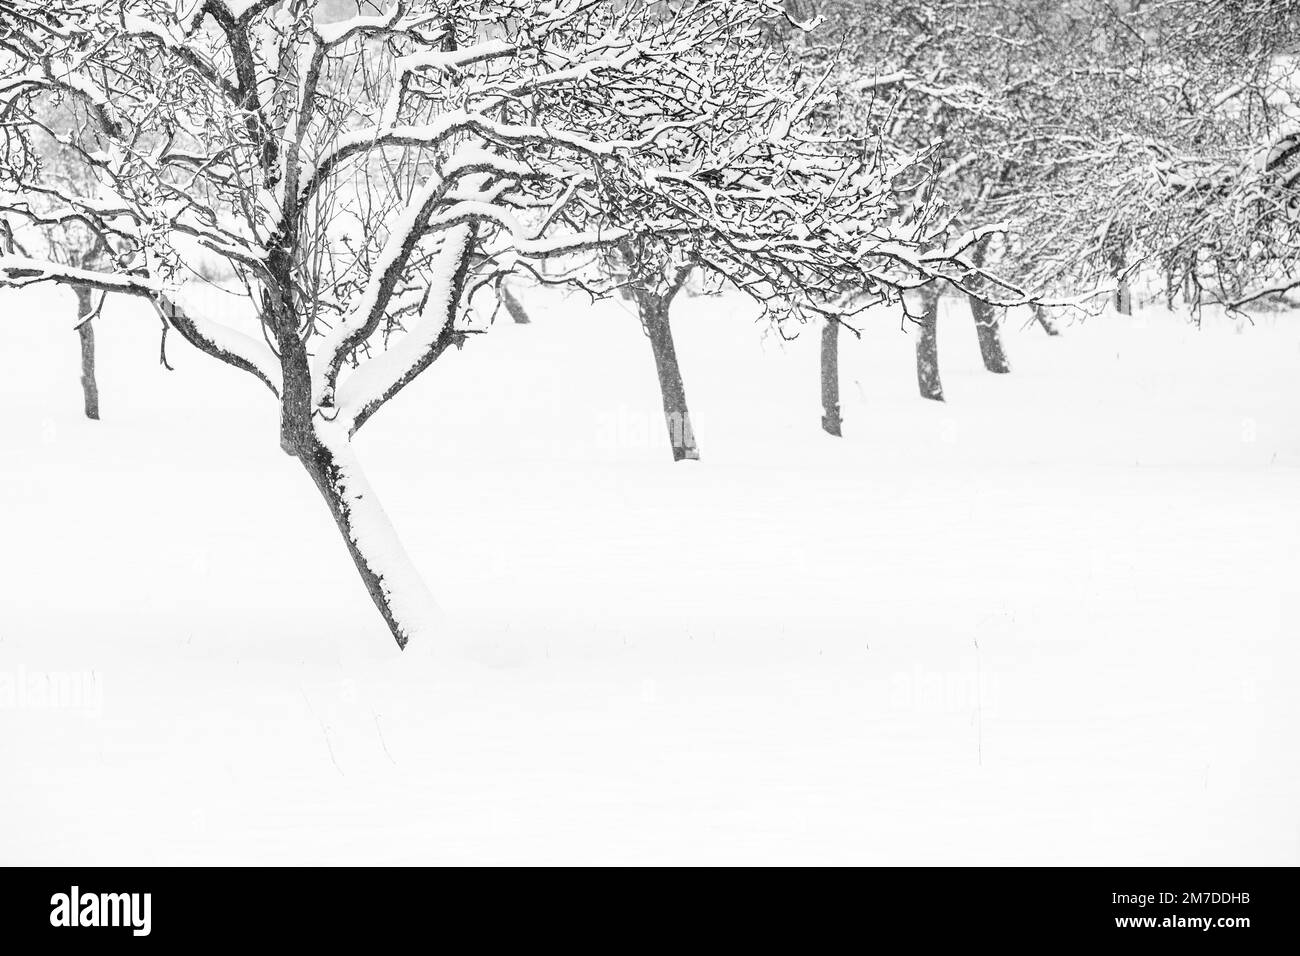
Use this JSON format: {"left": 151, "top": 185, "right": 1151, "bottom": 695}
{"left": 500, "top": 283, "right": 531, "bottom": 324}
{"left": 278, "top": 341, "right": 316, "bottom": 455}
{"left": 297, "top": 437, "right": 417, "bottom": 650}
{"left": 965, "top": 237, "right": 1010, "bottom": 373}
{"left": 1109, "top": 238, "right": 1132, "bottom": 315}
{"left": 1034, "top": 306, "right": 1061, "bottom": 336}
{"left": 1115, "top": 280, "right": 1133, "bottom": 315}
{"left": 73, "top": 285, "right": 99, "bottom": 420}
{"left": 820, "top": 318, "right": 842, "bottom": 436}
{"left": 961, "top": 238, "right": 1008, "bottom": 374}
{"left": 638, "top": 293, "right": 699, "bottom": 461}
{"left": 968, "top": 294, "right": 1011, "bottom": 373}
{"left": 915, "top": 286, "right": 944, "bottom": 402}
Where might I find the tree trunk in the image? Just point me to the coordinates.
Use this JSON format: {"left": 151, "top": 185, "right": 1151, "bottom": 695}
{"left": 1034, "top": 305, "right": 1061, "bottom": 336}
{"left": 639, "top": 294, "right": 699, "bottom": 461}
{"left": 1115, "top": 280, "right": 1133, "bottom": 316}
{"left": 968, "top": 294, "right": 1011, "bottom": 373}
{"left": 500, "top": 282, "right": 531, "bottom": 324}
{"left": 1110, "top": 241, "right": 1132, "bottom": 315}
{"left": 915, "top": 286, "right": 944, "bottom": 402}
{"left": 964, "top": 237, "right": 1010, "bottom": 373}
{"left": 820, "top": 318, "right": 842, "bottom": 436}
{"left": 74, "top": 285, "right": 99, "bottom": 420}
{"left": 298, "top": 431, "right": 439, "bottom": 650}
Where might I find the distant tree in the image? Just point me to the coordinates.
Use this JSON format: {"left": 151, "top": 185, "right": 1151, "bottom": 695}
{"left": 819, "top": 315, "right": 841, "bottom": 435}
{"left": 1124, "top": 0, "right": 1300, "bottom": 312}
{"left": 496, "top": 280, "right": 531, "bottom": 325}
{"left": 977, "top": 0, "right": 1300, "bottom": 316}
{"left": 791, "top": 0, "right": 1039, "bottom": 414}
{"left": 0, "top": 96, "right": 111, "bottom": 419}
{"left": 606, "top": 240, "right": 699, "bottom": 460}
{"left": 0, "top": 221, "right": 104, "bottom": 417}
{"left": 1032, "top": 306, "right": 1061, "bottom": 337}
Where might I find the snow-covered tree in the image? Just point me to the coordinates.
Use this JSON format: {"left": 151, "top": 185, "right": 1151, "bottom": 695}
{"left": 785, "top": 0, "right": 1041, "bottom": 414}
{"left": 605, "top": 238, "right": 700, "bottom": 461}
{"left": 1, "top": 0, "right": 997, "bottom": 647}
{"left": 1120, "top": 0, "right": 1300, "bottom": 312}
{"left": 797, "top": 1, "right": 1300, "bottom": 406}
{"left": 972, "top": 0, "right": 1300, "bottom": 316}
{"left": 0, "top": 98, "right": 112, "bottom": 418}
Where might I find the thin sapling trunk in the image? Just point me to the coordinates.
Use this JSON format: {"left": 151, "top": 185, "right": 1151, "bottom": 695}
{"left": 821, "top": 317, "right": 842, "bottom": 436}
{"left": 73, "top": 285, "right": 99, "bottom": 420}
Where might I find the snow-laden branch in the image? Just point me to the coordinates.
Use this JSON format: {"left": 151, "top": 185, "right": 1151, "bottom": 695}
{"left": 334, "top": 226, "right": 474, "bottom": 434}
{"left": 0, "top": 255, "right": 280, "bottom": 395}
{"left": 298, "top": 111, "right": 705, "bottom": 208}
{"left": 310, "top": 172, "right": 452, "bottom": 407}
{"left": 156, "top": 287, "right": 281, "bottom": 397}
{"left": 0, "top": 254, "right": 155, "bottom": 295}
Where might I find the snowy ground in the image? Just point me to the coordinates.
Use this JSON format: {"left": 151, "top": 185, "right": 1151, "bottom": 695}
{"left": 1, "top": 282, "right": 1296, "bottom": 865}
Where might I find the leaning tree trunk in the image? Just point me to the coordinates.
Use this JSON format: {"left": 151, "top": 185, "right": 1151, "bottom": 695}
{"left": 820, "top": 318, "right": 842, "bottom": 436}
{"left": 968, "top": 293, "right": 1011, "bottom": 373}
{"left": 499, "top": 282, "right": 531, "bottom": 324}
{"left": 966, "top": 239, "right": 1011, "bottom": 373}
{"left": 298, "top": 430, "right": 439, "bottom": 649}
{"left": 638, "top": 293, "right": 699, "bottom": 462}
{"left": 1034, "top": 305, "right": 1061, "bottom": 336}
{"left": 73, "top": 285, "right": 99, "bottom": 420}
{"left": 915, "top": 285, "right": 944, "bottom": 402}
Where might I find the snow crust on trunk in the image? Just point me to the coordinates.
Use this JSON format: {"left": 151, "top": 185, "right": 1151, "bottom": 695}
{"left": 314, "top": 423, "right": 441, "bottom": 648}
